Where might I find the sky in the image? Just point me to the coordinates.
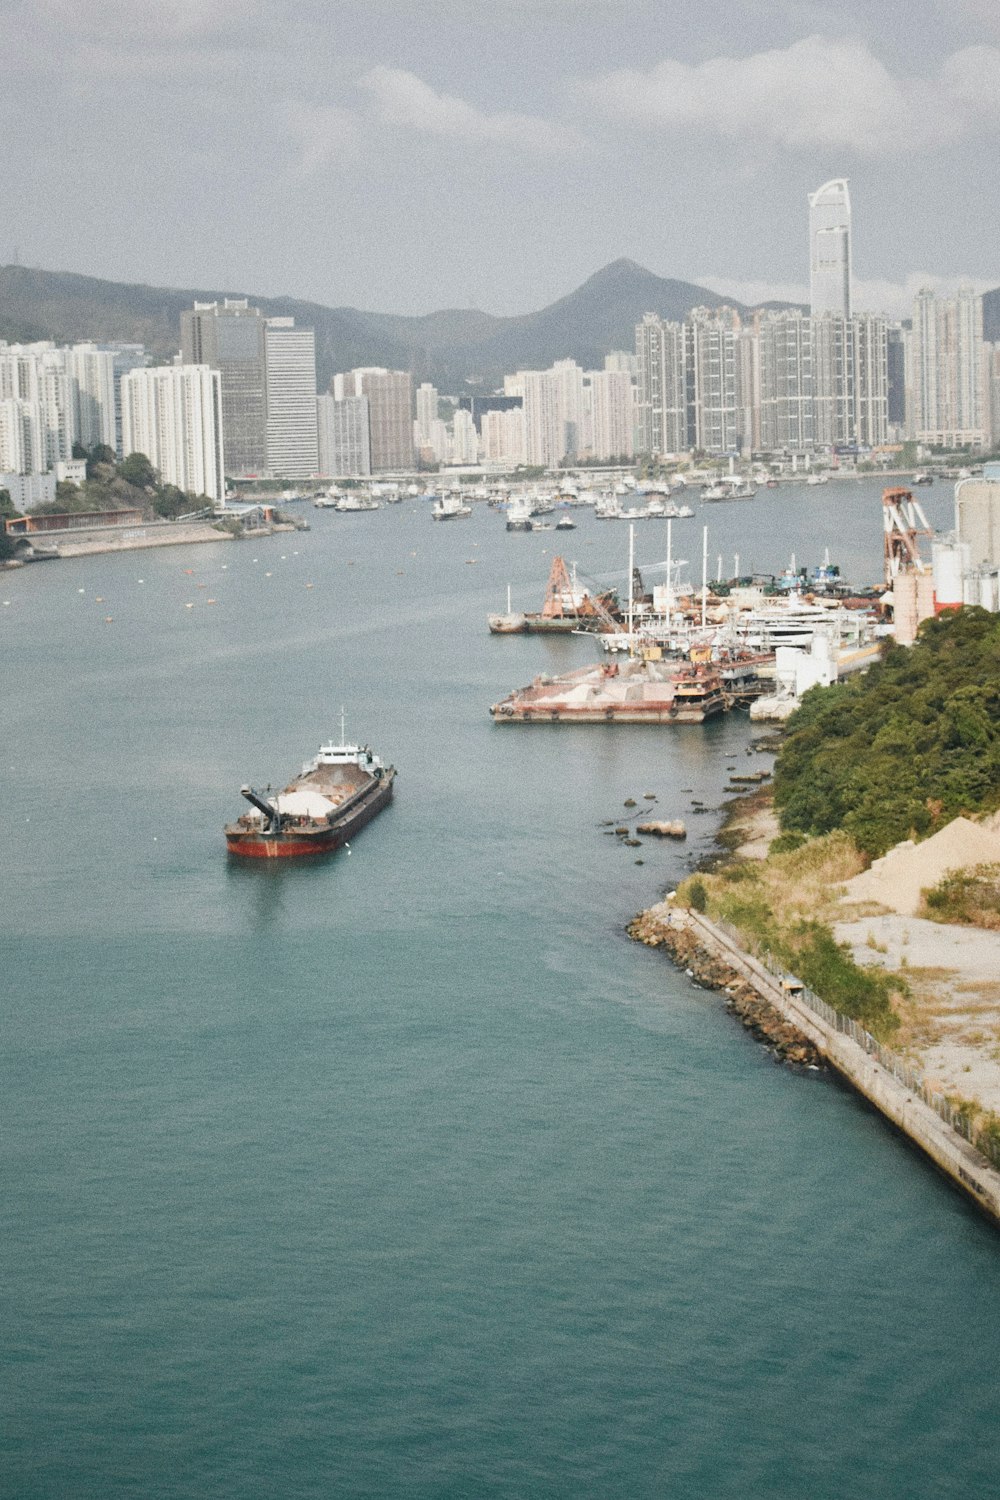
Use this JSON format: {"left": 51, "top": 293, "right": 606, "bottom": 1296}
{"left": 3, "top": 0, "right": 1000, "bottom": 318}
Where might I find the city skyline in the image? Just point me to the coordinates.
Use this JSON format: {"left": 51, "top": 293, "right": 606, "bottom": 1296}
{"left": 4, "top": 2, "right": 1000, "bottom": 319}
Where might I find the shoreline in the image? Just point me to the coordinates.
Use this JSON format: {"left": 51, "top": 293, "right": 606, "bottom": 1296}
{"left": 629, "top": 901, "right": 1000, "bottom": 1224}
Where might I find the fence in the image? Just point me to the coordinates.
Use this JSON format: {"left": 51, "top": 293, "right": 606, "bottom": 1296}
{"left": 710, "top": 915, "right": 1000, "bottom": 1171}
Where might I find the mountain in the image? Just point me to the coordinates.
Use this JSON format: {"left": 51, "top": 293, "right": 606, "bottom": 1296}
{"left": 0, "top": 258, "right": 785, "bottom": 391}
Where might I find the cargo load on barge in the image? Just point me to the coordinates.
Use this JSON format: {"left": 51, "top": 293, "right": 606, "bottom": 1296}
{"left": 225, "top": 735, "right": 395, "bottom": 858}
{"left": 490, "top": 658, "right": 728, "bottom": 723}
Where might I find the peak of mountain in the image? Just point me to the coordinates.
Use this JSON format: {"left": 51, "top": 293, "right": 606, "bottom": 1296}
{"left": 0, "top": 259, "right": 804, "bottom": 391}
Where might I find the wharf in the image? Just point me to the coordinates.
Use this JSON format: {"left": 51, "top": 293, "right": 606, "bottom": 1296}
{"left": 631, "top": 905, "right": 1000, "bottom": 1224}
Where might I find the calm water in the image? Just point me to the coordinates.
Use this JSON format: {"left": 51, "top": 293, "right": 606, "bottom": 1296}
{"left": 3, "top": 479, "right": 996, "bottom": 1499}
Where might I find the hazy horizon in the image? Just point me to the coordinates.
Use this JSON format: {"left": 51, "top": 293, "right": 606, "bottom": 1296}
{"left": 5, "top": 2, "right": 1000, "bottom": 319}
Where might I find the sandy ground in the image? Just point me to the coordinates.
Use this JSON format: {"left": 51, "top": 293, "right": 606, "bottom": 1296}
{"left": 731, "top": 796, "right": 1000, "bottom": 1114}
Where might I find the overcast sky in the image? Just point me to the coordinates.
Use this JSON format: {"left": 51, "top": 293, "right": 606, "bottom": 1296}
{"left": 4, "top": 0, "right": 999, "bottom": 317}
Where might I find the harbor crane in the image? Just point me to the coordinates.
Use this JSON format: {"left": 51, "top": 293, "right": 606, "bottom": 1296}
{"left": 883, "top": 487, "right": 933, "bottom": 582}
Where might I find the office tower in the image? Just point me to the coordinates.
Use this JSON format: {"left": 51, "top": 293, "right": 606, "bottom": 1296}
{"left": 451, "top": 408, "right": 479, "bottom": 465}
{"left": 66, "top": 344, "right": 116, "bottom": 452}
{"left": 809, "top": 179, "right": 852, "bottom": 318}
{"left": 586, "top": 370, "right": 634, "bottom": 460}
{"left": 181, "top": 299, "right": 266, "bottom": 476}
{"left": 415, "top": 383, "right": 439, "bottom": 445}
{"left": 334, "top": 369, "right": 413, "bottom": 471}
{"left": 688, "top": 307, "right": 741, "bottom": 455}
{"left": 262, "top": 319, "right": 318, "bottom": 478}
{"left": 120, "top": 364, "right": 225, "bottom": 500}
{"left": 909, "top": 288, "right": 985, "bottom": 447}
{"left": 635, "top": 314, "right": 686, "bottom": 456}
{"left": 757, "top": 311, "right": 814, "bottom": 451}
{"left": 316, "top": 393, "right": 371, "bottom": 476}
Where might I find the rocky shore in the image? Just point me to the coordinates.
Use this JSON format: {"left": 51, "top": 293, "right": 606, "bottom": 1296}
{"left": 628, "top": 908, "right": 820, "bottom": 1067}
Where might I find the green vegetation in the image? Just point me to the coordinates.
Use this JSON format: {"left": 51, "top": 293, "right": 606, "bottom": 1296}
{"left": 676, "top": 832, "right": 903, "bottom": 1040}
{"left": 0, "top": 488, "right": 19, "bottom": 561}
{"left": 32, "top": 447, "right": 214, "bottom": 523}
{"left": 773, "top": 609, "right": 1000, "bottom": 858}
{"left": 922, "top": 864, "right": 1000, "bottom": 929}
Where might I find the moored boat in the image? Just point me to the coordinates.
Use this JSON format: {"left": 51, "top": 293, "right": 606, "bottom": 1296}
{"left": 225, "top": 733, "right": 395, "bottom": 859}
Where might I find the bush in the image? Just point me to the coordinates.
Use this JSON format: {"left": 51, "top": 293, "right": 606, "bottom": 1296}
{"left": 923, "top": 864, "right": 1000, "bottom": 929}
{"left": 686, "top": 878, "right": 707, "bottom": 913}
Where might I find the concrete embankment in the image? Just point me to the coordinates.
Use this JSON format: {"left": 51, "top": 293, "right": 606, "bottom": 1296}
{"left": 630, "top": 903, "right": 1000, "bottom": 1223}
{"left": 51, "top": 522, "right": 235, "bottom": 556}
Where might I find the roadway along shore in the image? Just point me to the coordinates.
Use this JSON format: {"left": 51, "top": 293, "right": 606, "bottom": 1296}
{"left": 629, "top": 903, "right": 1000, "bottom": 1225}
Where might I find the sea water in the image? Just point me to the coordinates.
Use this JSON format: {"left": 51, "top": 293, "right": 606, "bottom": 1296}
{"left": 3, "top": 480, "right": 997, "bottom": 1498}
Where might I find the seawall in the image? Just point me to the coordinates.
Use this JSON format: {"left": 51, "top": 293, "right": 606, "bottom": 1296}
{"left": 630, "top": 903, "right": 1000, "bottom": 1224}
{"left": 51, "top": 521, "right": 235, "bottom": 556}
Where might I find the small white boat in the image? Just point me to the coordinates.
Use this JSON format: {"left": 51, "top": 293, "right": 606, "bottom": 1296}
{"left": 556, "top": 514, "right": 577, "bottom": 530}
{"left": 488, "top": 585, "right": 527, "bottom": 634}
{"left": 335, "top": 493, "right": 380, "bottom": 511}
{"left": 431, "top": 495, "right": 473, "bottom": 520}
{"left": 805, "top": 473, "right": 829, "bottom": 487}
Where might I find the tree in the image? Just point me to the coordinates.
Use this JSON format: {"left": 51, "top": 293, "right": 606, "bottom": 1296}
{"left": 119, "top": 452, "right": 158, "bottom": 488}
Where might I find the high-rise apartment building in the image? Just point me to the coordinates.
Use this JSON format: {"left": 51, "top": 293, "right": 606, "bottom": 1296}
{"left": 451, "top": 408, "right": 479, "bottom": 465}
{"left": 415, "top": 383, "right": 439, "bottom": 446}
{"left": 809, "top": 179, "right": 852, "bottom": 319}
{"left": 479, "top": 407, "right": 526, "bottom": 465}
{"left": 263, "top": 319, "right": 318, "bottom": 479}
{"left": 66, "top": 344, "right": 116, "bottom": 452}
{"left": 120, "top": 364, "right": 225, "bottom": 501}
{"left": 908, "top": 288, "right": 985, "bottom": 447}
{"left": 757, "top": 311, "right": 814, "bottom": 452}
{"left": 181, "top": 300, "right": 266, "bottom": 476}
{"left": 687, "top": 308, "right": 741, "bottom": 455}
{"left": 635, "top": 315, "right": 687, "bottom": 456}
{"left": 316, "top": 393, "right": 371, "bottom": 476}
{"left": 585, "top": 370, "right": 635, "bottom": 460}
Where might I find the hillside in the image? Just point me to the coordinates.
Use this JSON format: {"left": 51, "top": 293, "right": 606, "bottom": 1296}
{"left": 0, "top": 259, "right": 756, "bottom": 392}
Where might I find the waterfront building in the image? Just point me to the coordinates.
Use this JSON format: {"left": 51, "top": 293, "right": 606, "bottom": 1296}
{"left": 687, "top": 307, "right": 741, "bottom": 455}
{"left": 812, "top": 314, "right": 855, "bottom": 449}
{"left": 0, "top": 397, "right": 42, "bottom": 474}
{"left": 181, "top": 300, "right": 266, "bottom": 476}
{"left": 263, "top": 319, "right": 318, "bottom": 479}
{"left": 66, "top": 343, "right": 116, "bottom": 453}
{"left": 853, "top": 314, "right": 889, "bottom": 449}
{"left": 316, "top": 393, "right": 371, "bottom": 477}
{"left": 585, "top": 369, "right": 634, "bottom": 461}
{"left": 809, "top": 179, "right": 852, "bottom": 319}
{"left": 415, "top": 383, "right": 439, "bottom": 446}
{"left": 908, "top": 288, "right": 985, "bottom": 448}
{"left": 479, "top": 406, "right": 526, "bottom": 465}
{"left": 334, "top": 369, "right": 413, "bottom": 471}
{"left": 757, "top": 311, "right": 814, "bottom": 452}
{"left": 120, "top": 363, "right": 225, "bottom": 501}
{"left": 451, "top": 407, "right": 479, "bottom": 465}
{"left": 635, "top": 314, "right": 686, "bottom": 456}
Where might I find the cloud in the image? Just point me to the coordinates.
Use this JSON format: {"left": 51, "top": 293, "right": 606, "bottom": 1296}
{"left": 358, "top": 65, "right": 577, "bottom": 152}
{"left": 283, "top": 102, "right": 360, "bottom": 174}
{"left": 581, "top": 36, "right": 1000, "bottom": 154}
{"left": 30, "top": 0, "right": 263, "bottom": 43}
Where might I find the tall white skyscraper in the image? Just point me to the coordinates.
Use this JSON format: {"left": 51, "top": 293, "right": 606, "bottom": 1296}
{"left": 121, "top": 364, "right": 225, "bottom": 501}
{"left": 809, "top": 179, "right": 852, "bottom": 319}
{"left": 264, "top": 318, "right": 318, "bottom": 478}
{"left": 908, "top": 288, "right": 985, "bottom": 447}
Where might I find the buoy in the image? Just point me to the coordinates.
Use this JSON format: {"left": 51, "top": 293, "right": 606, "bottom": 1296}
{"left": 104, "top": 615, "right": 113, "bottom": 622}
{"left": 265, "top": 571, "right": 272, "bottom": 577}
{"left": 185, "top": 602, "right": 194, "bottom": 609}
{"left": 305, "top": 583, "right": 313, "bottom": 589}
{"left": 184, "top": 569, "right": 193, "bottom": 575}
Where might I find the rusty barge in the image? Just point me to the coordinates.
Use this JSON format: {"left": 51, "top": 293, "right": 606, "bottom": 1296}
{"left": 490, "top": 658, "right": 728, "bottom": 723}
{"left": 225, "top": 736, "right": 395, "bottom": 859}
